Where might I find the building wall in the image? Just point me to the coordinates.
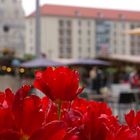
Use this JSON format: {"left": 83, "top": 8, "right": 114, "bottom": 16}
{"left": 25, "top": 18, "right": 35, "bottom": 55}
{"left": 25, "top": 12, "right": 140, "bottom": 59}
{"left": 0, "top": 0, "right": 25, "bottom": 58}
{"left": 72, "top": 18, "right": 96, "bottom": 59}
{"left": 25, "top": 16, "right": 96, "bottom": 59}
{"left": 96, "top": 20, "right": 112, "bottom": 56}
{"left": 25, "top": 16, "right": 60, "bottom": 58}
{"left": 110, "top": 21, "right": 131, "bottom": 55}
{"left": 41, "top": 16, "right": 59, "bottom": 58}
{"left": 58, "top": 17, "right": 73, "bottom": 58}
{"left": 129, "top": 22, "right": 140, "bottom": 55}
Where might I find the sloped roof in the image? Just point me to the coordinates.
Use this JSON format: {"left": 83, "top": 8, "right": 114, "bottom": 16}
{"left": 27, "top": 4, "right": 140, "bottom": 21}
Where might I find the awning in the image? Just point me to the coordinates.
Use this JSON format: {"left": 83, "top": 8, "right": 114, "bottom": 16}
{"left": 54, "top": 58, "right": 110, "bottom": 65}
{"left": 126, "top": 28, "right": 140, "bottom": 35}
{"left": 20, "top": 57, "right": 63, "bottom": 68}
{"left": 104, "top": 55, "right": 140, "bottom": 63}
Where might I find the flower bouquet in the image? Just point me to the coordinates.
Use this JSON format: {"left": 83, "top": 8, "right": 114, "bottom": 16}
{"left": 0, "top": 66, "right": 139, "bottom": 140}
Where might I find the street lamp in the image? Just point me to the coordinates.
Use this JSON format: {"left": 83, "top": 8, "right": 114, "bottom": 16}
{"left": 35, "top": 0, "right": 41, "bottom": 58}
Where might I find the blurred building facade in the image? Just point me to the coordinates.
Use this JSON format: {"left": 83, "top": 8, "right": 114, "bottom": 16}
{"left": 25, "top": 4, "right": 140, "bottom": 59}
{"left": 0, "top": 0, "right": 25, "bottom": 58}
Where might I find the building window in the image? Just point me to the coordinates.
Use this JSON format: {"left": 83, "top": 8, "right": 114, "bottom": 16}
{"left": 131, "top": 48, "right": 135, "bottom": 55}
{"left": 122, "top": 40, "right": 125, "bottom": 46}
{"left": 114, "top": 23, "right": 117, "bottom": 28}
{"left": 87, "top": 38, "right": 91, "bottom": 44}
{"left": 121, "top": 22, "right": 125, "bottom": 29}
{"left": 67, "top": 20, "right": 71, "bottom": 27}
{"left": 59, "top": 55, "right": 63, "bottom": 58}
{"left": 78, "top": 46, "right": 82, "bottom": 52}
{"left": 78, "top": 20, "right": 81, "bottom": 26}
{"left": 67, "top": 29, "right": 71, "bottom": 36}
{"left": 139, "top": 42, "right": 140, "bottom": 46}
{"left": 131, "top": 41, "right": 135, "bottom": 46}
{"left": 59, "top": 20, "right": 64, "bottom": 27}
{"left": 67, "top": 54, "right": 71, "bottom": 58}
{"left": 87, "top": 47, "right": 91, "bottom": 52}
{"left": 59, "top": 29, "right": 64, "bottom": 36}
{"left": 131, "top": 35, "right": 134, "bottom": 40}
{"left": 137, "top": 24, "right": 140, "bottom": 28}
{"left": 114, "top": 46, "right": 117, "bottom": 54}
{"left": 130, "top": 24, "right": 135, "bottom": 29}
{"left": 66, "top": 46, "right": 71, "bottom": 52}
{"left": 114, "top": 39, "right": 116, "bottom": 45}
{"left": 87, "top": 30, "right": 91, "bottom": 35}
{"left": 67, "top": 38, "right": 71, "bottom": 45}
{"left": 59, "top": 38, "right": 64, "bottom": 45}
{"left": 78, "top": 30, "right": 82, "bottom": 35}
{"left": 79, "top": 38, "right": 81, "bottom": 44}
{"left": 59, "top": 46, "right": 63, "bottom": 52}
{"left": 122, "top": 47, "right": 125, "bottom": 54}
{"left": 87, "top": 21, "right": 91, "bottom": 27}
{"left": 114, "top": 32, "right": 116, "bottom": 36}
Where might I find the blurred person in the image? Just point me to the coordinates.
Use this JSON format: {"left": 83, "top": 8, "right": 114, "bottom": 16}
{"left": 78, "top": 66, "right": 88, "bottom": 86}
{"left": 123, "top": 71, "right": 130, "bottom": 83}
{"left": 89, "top": 67, "right": 102, "bottom": 95}
{"left": 71, "top": 66, "right": 88, "bottom": 86}
{"left": 113, "top": 71, "right": 120, "bottom": 84}
{"left": 129, "top": 68, "right": 140, "bottom": 89}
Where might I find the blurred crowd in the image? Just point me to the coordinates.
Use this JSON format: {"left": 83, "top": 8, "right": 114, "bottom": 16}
{"left": 77, "top": 66, "right": 140, "bottom": 97}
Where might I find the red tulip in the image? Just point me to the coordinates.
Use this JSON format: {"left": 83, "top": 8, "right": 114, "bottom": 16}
{"left": 13, "top": 86, "right": 48, "bottom": 137}
{"left": 0, "top": 85, "right": 50, "bottom": 140}
{"left": 105, "top": 110, "right": 140, "bottom": 140}
{"left": 0, "top": 130, "right": 20, "bottom": 140}
{"left": 29, "top": 121, "right": 67, "bottom": 140}
{"left": 105, "top": 125, "right": 134, "bottom": 140}
{"left": 125, "top": 110, "right": 140, "bottom": 130}
{"left": 81, "top": 101, "right": 112, "bottom": 140}
{"left": 0, "top": 108, "right": 14, "bottom": 133}
{"left": 63, "top": 127, "right": 86, "bottom": 140}
{"left": 71, "top": 98, "right": 89, "bottom": 114}
{"left": 34, "top": 67, "right": 84, "bottom": 102}
{"left": 124, "top": 110, "right": 140, "bottom": 139}
{"left": 1, "top": 67, "right": 140, "bottom": 140}
{"left": 0, "top": 88, "right": 14, "bottom": 109}
{"left": 62, "top": 109, "right": 83, "bottom": 128}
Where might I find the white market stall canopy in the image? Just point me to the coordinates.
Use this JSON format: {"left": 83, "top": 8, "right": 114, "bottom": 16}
{"left": 107, "top": 55, "right": 140, "bottom": 63}
{"left": 54, "top": 58, "right": 110, "bottom": 65}
{"left": 20, "top": 58, "right": 110, "bottom": 68}
{"left": 20, "top": 57, "right": 64, "bottom": 68}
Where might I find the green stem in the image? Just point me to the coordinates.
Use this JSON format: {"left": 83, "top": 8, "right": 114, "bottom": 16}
{"left": 58, "top": 101, "right": 62, "bottom": 120}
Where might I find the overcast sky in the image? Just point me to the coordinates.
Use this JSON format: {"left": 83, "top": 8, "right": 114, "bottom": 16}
{"left": 22, "top": 0, "right": 140, "bottom": 15}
